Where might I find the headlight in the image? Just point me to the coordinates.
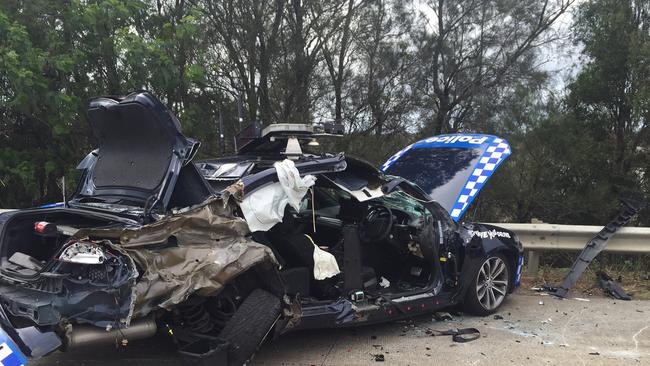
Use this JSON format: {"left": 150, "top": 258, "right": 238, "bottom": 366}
{"left": 59, "top": 240, "right": 106, "bottom": 264}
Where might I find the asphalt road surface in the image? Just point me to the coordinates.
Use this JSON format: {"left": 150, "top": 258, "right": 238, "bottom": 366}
{"left": 32, "top": 292, "right": 650, "bottom": 366}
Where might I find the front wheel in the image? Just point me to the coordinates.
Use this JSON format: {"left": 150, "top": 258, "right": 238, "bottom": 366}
{"left": 219, "top": 288, "right": 281, "bottom": 366}
{"left": 463, "top": 254, "right": 510, "bottom": 315}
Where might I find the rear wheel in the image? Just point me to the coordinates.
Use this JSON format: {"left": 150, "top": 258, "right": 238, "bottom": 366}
{"left": 218, "top": 288, "right": 281, "bottom": 366}
{"left": 463, "top": 254, "right": 510, "bottom": 315}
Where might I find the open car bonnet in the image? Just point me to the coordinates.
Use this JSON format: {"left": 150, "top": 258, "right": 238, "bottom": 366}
{"left": 380, "top": 134, "right": 511, "bottom": 221}
{"left": 73, "top": 92, "right": 199, "bottom": 210}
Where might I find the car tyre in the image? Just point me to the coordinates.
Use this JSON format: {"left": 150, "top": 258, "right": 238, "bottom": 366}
{"left": 219, "top": 288, "right": 281, "bottom": 366}
{"left": 463, "top": 254, "right": 510, "bottom": 316}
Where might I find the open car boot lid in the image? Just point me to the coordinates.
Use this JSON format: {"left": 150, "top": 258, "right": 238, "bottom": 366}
{"left": 72, "top": 91, "right": 199, "bottom": 211}
{"left": 380, "top": 134, "right": 511, "bottom": 221}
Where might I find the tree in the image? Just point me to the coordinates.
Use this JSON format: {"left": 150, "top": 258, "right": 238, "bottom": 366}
{"left": 565, "top": 0, "right": 650, "bottom": 222}
{"left": 413, "top": 0, "right": 573, "bottom": 135}
{"left": 317, "top": 0, "right": 361, "bottom": 125}
{"left": 348, "top": 0, "right": 418, "bottom": 135}
{"left": 474, "top": 0, "right": 650, "bottom": 226}
{"left": 0, "top": 0, "right": 225, "bottom": 207}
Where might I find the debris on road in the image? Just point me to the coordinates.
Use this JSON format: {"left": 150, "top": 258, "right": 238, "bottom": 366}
{"left": 531, "top": 284, "right": 557, "bottom": 293}
{"left": 428, "top": 328, "right": 481, "bottom": 343}
{"left": 596, "top": 271, "right": 632, "bottom": 300}
{"left": 433, "top": 312, "right": 453, "bottom": 321}
{"left": 554, "top": 199, "right": 641, "bottom": 298}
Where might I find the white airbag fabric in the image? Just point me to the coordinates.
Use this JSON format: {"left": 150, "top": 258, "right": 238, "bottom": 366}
{"left": 304, "top": 235, "right": 340, "bottom": 280}
{"left": 240, "top": 159, "right": 316, "bottom": 232}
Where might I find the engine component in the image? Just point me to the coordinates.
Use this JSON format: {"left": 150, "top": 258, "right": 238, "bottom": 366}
{"left": 63, "top": 317, "right": 157, "bottom": 350}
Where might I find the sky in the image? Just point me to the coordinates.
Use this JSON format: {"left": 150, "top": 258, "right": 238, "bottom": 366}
{"left": 415, "top": 0, "right": 585, "bottom": 93}
{"left": 538, "top": 1, "right": 585, "bottom": 93}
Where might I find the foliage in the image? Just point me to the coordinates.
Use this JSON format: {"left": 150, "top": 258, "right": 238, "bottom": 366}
{"left": 0, "top": 0, "right": 648, "bottom": 232}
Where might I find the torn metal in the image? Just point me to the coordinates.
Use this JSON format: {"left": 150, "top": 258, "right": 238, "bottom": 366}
{"left": 0, "top": 239, "right": 138, "bottom": 328}
{"left": 74, "top": 197, "right": 278, "bottom": 317}
{"left": 0, "top": 195, "right": 277, "bottom": 333}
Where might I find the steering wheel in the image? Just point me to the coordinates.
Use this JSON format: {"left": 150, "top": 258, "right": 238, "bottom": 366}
{"left": 359, "top": 205, "right": 393, "bottom": 243}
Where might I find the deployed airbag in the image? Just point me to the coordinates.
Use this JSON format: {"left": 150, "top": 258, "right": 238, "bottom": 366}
{"left": 304, "top": 235, "right": 340, "bottom": 280}
{"left": 240, "top": 159, "right": 316, "bottom": 232}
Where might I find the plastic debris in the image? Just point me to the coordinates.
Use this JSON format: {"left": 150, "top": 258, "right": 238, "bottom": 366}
{"left": 433, "top": 312, "right": 453, "bottom": 321}
{"left": 596, "top": 271, "right": 632, "bottom": 300}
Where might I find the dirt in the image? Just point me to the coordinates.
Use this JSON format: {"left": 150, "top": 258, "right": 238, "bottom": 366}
{"left": 523, "top": 267, "right": 650, "bottom": 300}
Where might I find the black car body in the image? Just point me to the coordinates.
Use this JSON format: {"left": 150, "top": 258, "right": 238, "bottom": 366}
{"left": 0, "top": 92, "right": 523, "bottom": 366}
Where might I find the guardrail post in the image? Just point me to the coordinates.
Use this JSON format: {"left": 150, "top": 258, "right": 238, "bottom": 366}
{"left": 526, "top": 250, "right": 540, "bottom": 277}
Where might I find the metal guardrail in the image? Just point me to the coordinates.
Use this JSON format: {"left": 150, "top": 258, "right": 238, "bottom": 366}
{"left": 493, "top": 223, "right": 650, "bottom": 253}
{"left": 491, "top": 223, "right": 650, "bottom": 276}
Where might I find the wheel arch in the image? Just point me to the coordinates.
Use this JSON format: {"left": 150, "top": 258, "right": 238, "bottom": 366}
{"left": 454, "top": 230, "right": 521, "bottom": 302}
{"left": 222, "top": 260, "right": 286, "bottom": 300}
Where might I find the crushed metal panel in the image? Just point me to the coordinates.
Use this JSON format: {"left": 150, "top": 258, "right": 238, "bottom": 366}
{"left": 73, "top": 197, "right": 278, "bottom": 317}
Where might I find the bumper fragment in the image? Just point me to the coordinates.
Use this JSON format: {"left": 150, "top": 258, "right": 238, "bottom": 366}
{"left": 0, "top": 304, "right": 61, "bottom": 362}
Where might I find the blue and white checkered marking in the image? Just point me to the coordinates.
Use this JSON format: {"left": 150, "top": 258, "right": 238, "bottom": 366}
{"left": 0, "top": 340, "right": 27, "bottom": 366}
{"left": 380, "top": 144, "right": 413, "bottom": 172}
{"left": 448, "top": 138, "right": 511, "bottom": 220}
{"left": 381, "top": 134, "right": 511, "bottom": 221}
{"left": 515, "top": 255, "right": 524, "bottom": 286}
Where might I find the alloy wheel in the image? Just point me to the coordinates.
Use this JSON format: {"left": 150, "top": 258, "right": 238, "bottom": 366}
{"left": 476, "top": 256, "right": 509, "bottom": 310}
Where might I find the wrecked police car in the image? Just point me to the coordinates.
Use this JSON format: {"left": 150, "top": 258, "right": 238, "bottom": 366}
{"left": 0, "top": 92, "right": 523, "bottom": 366}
